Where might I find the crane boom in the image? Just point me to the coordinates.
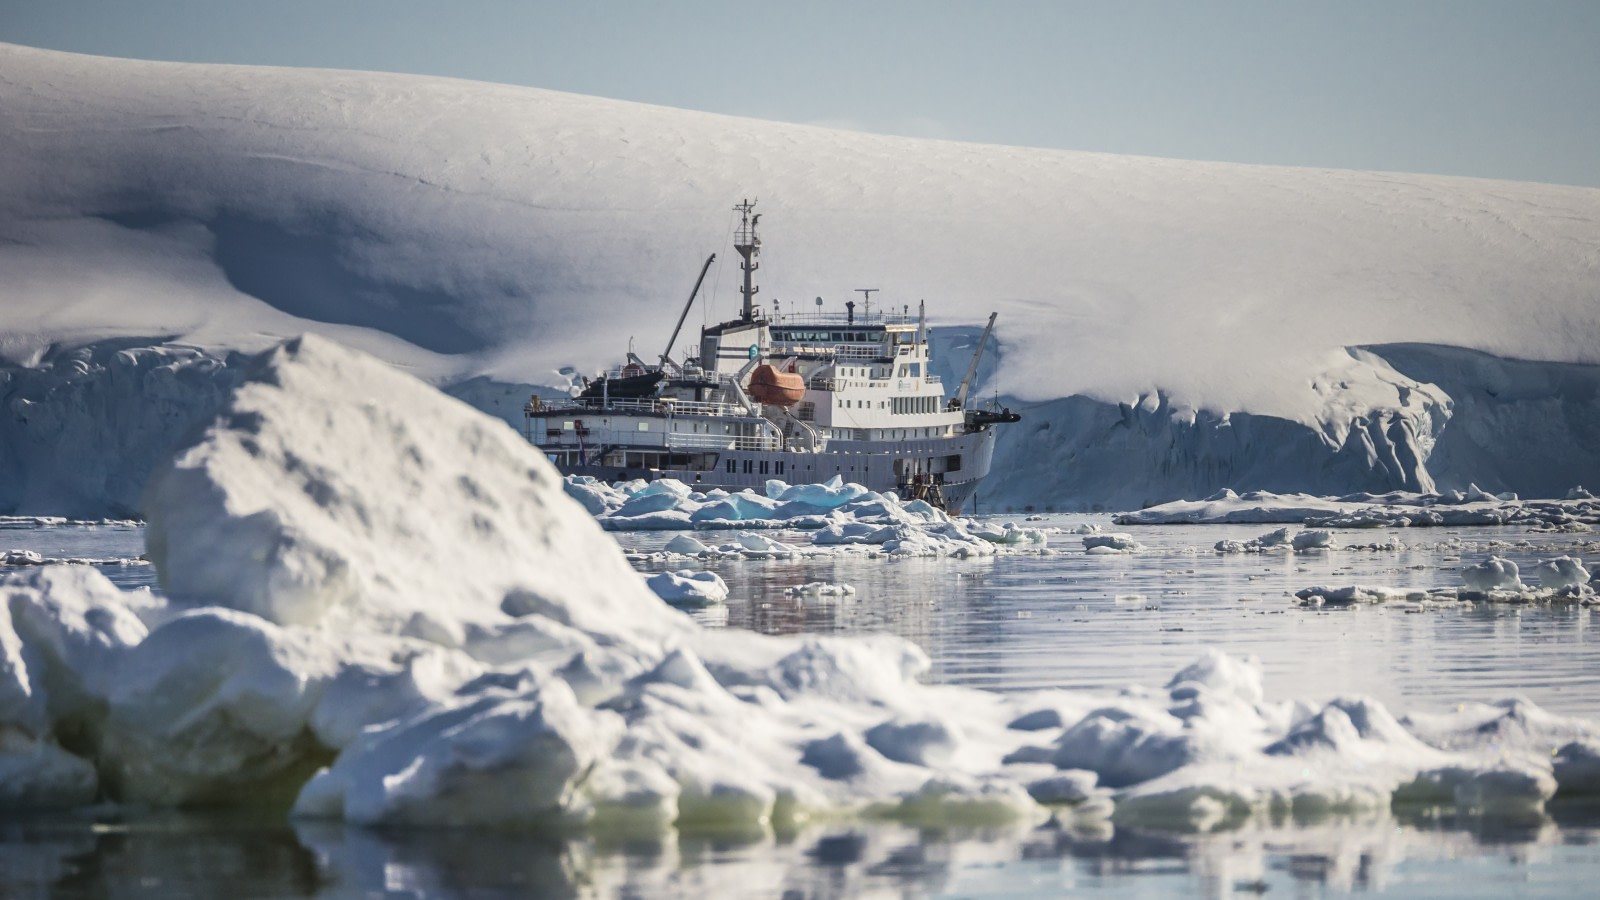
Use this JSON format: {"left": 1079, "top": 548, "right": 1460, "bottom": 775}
{"left": 954, "top": 312, "right": 998, "bottom": 409}
{"left": 661, "top": 253, "right": 717, "bottom": 368}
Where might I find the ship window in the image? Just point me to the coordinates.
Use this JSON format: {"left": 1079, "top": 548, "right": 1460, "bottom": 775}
{"left": 776, "top": 461, "right": 785, "bottom": 474}
{"left": 760, "top": 460, "right": 769, "bottom": 475}
{"left": 945, "top": 454, "right": 962, "bottom": 472}
{"left": 637, "top": 422, "right": 649, "bottom": 431}
{"left": 726, "top": 459, "right": 736, "bottom": 473}
{"left": 743, "top": 460, "right": 753, "bottom": 474}
{"left": 562, "top": 421, "right": 575, "bottom": 430}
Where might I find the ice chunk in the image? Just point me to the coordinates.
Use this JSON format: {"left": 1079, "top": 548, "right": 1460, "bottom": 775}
{"left": 661, "top": 534, "right": 711, "bottom": 556}
{"left": 1291, "top": 529, "right": 1333, "bottom": 551}
{"left": 145, "top": 336, "right": 686, "bottom": 647}
{"left": 732, "top": 531, "right": 798, "bottom": 559}
{"left": 644, "top": 570, "right": 729, "bottom": 607}
{"left": 1531, "top": 556, "right": 1589, "bottom": 590}
{"left": 784, "top": 582, "right": 856, "bottom": 597}
{"left": 968, "top": 521, "right": 1047, "bottom": 544}
{"left": 773, "top": 476, "right": 868, "bottom": 509}
{"left": 1083, "top": 533, "right": 1143, "bottom": 553}
{"left": 1460, "top": 556, "right": 1522, "bottom": 592}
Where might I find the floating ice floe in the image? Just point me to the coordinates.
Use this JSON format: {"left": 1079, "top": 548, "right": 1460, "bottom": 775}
{"left": 1083, "top": 533, "right": 1144, "bottom": 554}
{"left": 644, "top": 570, "right": 729, "bottom": 607}
{"left": 1215, "top": 527, "right": 1333, "bottom": 554}
{"left": 1461, "top": 556, "right": 1523, "bottom": 592}
{"left": 572, "top": 473, "right": 1036, "bottom": 558}
{"left": 1294, "top": 585, "right": 1438, "bottom": 607}
{"left": 1295, "top": 553, "right": 1596, "bottom": 607}
{"left": 0, "top": 517, "right": 143, "bottom": 530}
{"left": 964, "top": 521, "right": 1050, "bottom": 545}
{"left": 572, "top": 474, "right": 895, "bottom": 531}
{"left": 3, "top": 336, "right": 1599, "bottom": 834}
{"left": 784, "top": 582, "right": 856, "bottom": 597}
{"left": 2, "top": 549, "right": 150, "bottom": 567}
{"left": 1531, "top": 556, "right": 1590, "bottom": 590}
{"left": 1117, "top": 487, "right": 1600, "bottom": 529}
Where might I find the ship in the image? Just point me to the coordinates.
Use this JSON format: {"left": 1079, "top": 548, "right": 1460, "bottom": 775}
{"left": 523, "top": 200, "right": 1020, "bottom": 513}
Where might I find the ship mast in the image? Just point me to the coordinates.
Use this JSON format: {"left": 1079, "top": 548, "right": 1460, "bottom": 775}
{"left": 734, "top": 199, "right": 761, "bottom": 321}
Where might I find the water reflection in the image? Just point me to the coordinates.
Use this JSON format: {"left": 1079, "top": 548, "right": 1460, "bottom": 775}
{"left": 5, "top": 808, "right": 1600, "bottom": 897}
{"left": 628, "top": 517, "right": 1600, "bottom": 717}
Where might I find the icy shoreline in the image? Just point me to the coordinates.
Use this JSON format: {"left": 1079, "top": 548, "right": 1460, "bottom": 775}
{"left": 1116, "top": 486, "right": 1600, "bottom": 529}
{"left": 3, "top": 337, "right": 1597, "bottom": 836}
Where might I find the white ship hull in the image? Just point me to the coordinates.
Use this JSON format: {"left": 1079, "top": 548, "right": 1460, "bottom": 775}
{"left": 549, "top": 425, "right": 999, "bottom": 514}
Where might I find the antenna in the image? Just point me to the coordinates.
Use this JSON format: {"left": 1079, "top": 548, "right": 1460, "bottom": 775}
{"left": 855, "top": 288, "right": 878, "bottom": 321}
{"left": 733, "top": 199, "right": 761, "bottom": 321}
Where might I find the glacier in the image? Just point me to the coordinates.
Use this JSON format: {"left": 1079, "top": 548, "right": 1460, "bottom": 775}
{"left": 1, "top": 43, "right": 1598, "bottom": 516}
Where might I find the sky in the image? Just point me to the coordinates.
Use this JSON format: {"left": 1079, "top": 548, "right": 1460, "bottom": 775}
{"left": 3, "top": 0, "right": 1599, "bottom": 188}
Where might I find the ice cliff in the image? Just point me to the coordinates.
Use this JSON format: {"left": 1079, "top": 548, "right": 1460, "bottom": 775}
{"left": 2, "top": 43, "right": 1598, "bottom": 514}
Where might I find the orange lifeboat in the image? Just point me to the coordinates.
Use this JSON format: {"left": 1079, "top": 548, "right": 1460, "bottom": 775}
{"left": 747, "top": 363, "right": 805, "bottom": 406}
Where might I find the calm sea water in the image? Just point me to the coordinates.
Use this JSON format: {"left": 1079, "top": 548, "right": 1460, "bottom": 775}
{"left": 3, "top": 518, "right": 1598, "bottom": 897}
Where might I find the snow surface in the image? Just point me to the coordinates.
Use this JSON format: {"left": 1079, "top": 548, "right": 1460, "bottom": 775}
{"left": 2, "top": 43, "right": 1599, "bottom": 513}
{"left": 5, "top": 335, "right": 1597, "bottom": 832}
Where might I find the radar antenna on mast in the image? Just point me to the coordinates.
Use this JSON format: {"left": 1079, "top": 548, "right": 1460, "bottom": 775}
{"left": 855, "top": 288, "right": 878, "bottom": 321}
{"left": 733, "top": 199, "right": 761, "bottom": 321}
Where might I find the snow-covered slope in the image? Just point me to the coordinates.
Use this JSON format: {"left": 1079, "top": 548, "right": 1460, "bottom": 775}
{"left": 2, "top": 43, "right": 1598, "bottom": 513}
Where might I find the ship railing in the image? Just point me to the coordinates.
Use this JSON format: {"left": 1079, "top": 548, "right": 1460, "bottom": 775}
{"left": 665, "top": 432, "right": 780, "bottom": 451}
{"left": 773, "top": 312, "right": 915, "bottom": 326}
{"left": 834, "top": 345, "right": 884, "bottom": 360}
{"left": 547, "top": 396, "right": 754, "bottom": 417}
{"left": 659, "top": 398, "right": 749, "bottom": 417}
{"left": 574, "top": 397, "right": 660, "bottom": 413}
{"left": 768, "top": 342, "right": 886, "bottom": 361}
{"left": 808, "top": 377, "right": 835, "bottom": 392}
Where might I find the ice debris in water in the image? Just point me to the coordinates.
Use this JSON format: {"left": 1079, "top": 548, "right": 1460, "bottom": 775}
{"left": 644, "top": 570, "right": 729, "bottom": 607}
{"left": 1461, "top": 556, "right": 1523, "bottom": 592}
{"left": 1083, "top": 532, "right": 1143, "bottom": 554}
{"left": 784, "top": 582, "right": 856, "bottom": 597}
{"left": 1531, "top": 556, "right": 1589, "bottom": 590}
{"left": 3, "top": 335, "right": 1600, "bottom": 833}
{"left": 1118, "top": 487, "right": 1600, "bottom": 529}
{"left": 3, "top": 549, "right": 149, "bottom": 567}
{"left": 1214, "top": 528, "right": 1332, "bottom": 554}
{"left": 1296, "top": 553, "right": 1596, "bottom": 608}
{"left": 964, "top": 521, "right": 1050, "bottom": 545}
{"left": 569, "top": 474, "right": 1039, "bottom": 558}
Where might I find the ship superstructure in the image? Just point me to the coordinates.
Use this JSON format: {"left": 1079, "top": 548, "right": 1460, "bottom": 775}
{"left": 524, "top": 200, "right": 1019, "bottom": 512}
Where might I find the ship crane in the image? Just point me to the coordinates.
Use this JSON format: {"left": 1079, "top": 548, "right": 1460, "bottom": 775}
{"left": 954, "top": 312, "right": 998, "bottom": 410}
